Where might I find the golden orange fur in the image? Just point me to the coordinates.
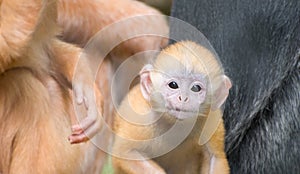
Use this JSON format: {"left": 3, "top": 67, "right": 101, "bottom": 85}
{"left": 56, "top": 0, "right": 169, "bottom": 171}
{"left": 57, "top": 0, "right": 168, "bottom": 80}
{"left": 112, "top": 41, "right": 230, "bottom": 174}
{"left": 0, "top": 0, "right": 104, "bottom": 173}
{"left": 0, "top": 0, "right": 169, "bottom": 173}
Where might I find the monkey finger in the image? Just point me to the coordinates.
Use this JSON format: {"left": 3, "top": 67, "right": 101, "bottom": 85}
{"left": 80, "top": 84, "right": 96, "bottom": 110}
{"left": 72, "top": 91, "right": 99, "bottom": 133}
{"left": 69, "top": 119, "right": 102, "bottom": 144}
{"left": 71, "top": 125, "right": 84, "bottom": 134}
{"left": 85, "top": 91, "right": 100, "bottom": 125}
{"left": 68, "top": 133, "right": 89, "bottom": 144}
{"left": 72, "top": 108, "right": 98, "bottom": 134}
{"left": 73, "top": 83, "right": 84, "bottom": 104}
{"left": 82, "top": 120, "right": 102, "bottom": 139}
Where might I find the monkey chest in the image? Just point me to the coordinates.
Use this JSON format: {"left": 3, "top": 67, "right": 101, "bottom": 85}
{"left": 153, "top": 140, "right": 205, "bottom": 174}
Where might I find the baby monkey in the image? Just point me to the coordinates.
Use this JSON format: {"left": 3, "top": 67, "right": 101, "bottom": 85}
{"left": 112, "top": 41, "right": 231, "bottom": 174}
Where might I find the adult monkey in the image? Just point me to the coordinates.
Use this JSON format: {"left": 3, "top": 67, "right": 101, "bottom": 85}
{"left": 170, "top": 0, "right": 300, "bottom": 174}
{"left": 0, "top": 0, "right": 103, "bottom": 173}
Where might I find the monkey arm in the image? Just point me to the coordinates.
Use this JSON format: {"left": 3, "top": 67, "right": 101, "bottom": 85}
{"left": 50, "top": 40, "right": 82, "bottom": 84}
{"left": 57, "top": 0, "right": 168, "bottom": 47}
{"left": 50, "top": 40, "right": 103, "bottom": 144}
{"left": 204, "top": 121, "right": 230, "bottom": 174}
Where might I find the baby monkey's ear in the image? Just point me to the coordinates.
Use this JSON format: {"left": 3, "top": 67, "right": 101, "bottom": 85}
{"left": 211, "top": 75, "right": 232, "bottom": 111}
{"left": 139, "top": 64, "right": 154, "bottom": 101}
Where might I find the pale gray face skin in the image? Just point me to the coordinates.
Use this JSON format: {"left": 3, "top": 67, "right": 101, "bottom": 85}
{"left": 156, "top": 73, "right": 207, "bottom": 119}
{"left": 140, "top": 64, "right": 208, "bottom": 120}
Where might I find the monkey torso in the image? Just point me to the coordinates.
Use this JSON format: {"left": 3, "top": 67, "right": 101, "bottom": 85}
{"left": 151, "top": 115, "right": 216, "bottom": 174}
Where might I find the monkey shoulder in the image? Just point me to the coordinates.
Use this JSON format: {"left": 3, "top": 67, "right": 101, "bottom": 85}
{"left": 113, "top": 85, "right": 155, "bottom": 140}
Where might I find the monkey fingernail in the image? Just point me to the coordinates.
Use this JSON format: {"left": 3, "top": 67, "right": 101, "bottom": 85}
{"left": 68, "top": 135, "right": 89, "bottom": 144}
{"left": 68, "top": 136, "right": 74, "bottom": 144}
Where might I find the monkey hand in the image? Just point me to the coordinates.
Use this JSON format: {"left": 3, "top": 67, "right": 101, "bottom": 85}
{"left": 68, "top": 69, "right": 103, "bottom": 144}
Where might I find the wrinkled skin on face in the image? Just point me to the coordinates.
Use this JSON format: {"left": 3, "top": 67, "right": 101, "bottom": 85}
{"left": 140, "top": 64, "right": 210, "bottom": 120}
{"left": 154, "top": 71, "right": 207, "bottom": 119}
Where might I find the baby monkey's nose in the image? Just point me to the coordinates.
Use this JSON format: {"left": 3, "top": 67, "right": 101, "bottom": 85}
{"left": 178, "top": 95, "right": 189, "bottom": 103}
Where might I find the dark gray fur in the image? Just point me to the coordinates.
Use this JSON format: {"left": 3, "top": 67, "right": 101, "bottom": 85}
{"left": 170, "top": 0, "right": 300, "bottom": 173}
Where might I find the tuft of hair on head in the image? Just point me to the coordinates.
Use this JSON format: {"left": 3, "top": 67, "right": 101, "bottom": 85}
{"left": 154, "top": 41, "right": 223, "bottom": 77}
{"left": 153, "top": 41, "right": 225, "bottom": 92}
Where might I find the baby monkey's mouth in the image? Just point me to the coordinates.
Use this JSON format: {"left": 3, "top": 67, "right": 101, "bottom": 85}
{"left": 166, "top": 107, "right": 199, "bottom": 120}
{"left": 168, "top": 107, "right": 198, "bottom": 113}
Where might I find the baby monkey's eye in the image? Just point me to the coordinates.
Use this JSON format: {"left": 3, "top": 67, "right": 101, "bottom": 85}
{"left": 191, "top": 84, "right": 202, "bottom": 92}
{"left": 168, "top": 81, "right": 179, "bottom": 89}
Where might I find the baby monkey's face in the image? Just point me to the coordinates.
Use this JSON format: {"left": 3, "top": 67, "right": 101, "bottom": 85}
{"left": 150, "top": 71, "right": 207, "bottom": 120}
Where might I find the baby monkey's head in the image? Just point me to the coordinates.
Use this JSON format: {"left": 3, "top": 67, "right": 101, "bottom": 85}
{"left": 139, "top": 41, "right": 231, "bottom": 119}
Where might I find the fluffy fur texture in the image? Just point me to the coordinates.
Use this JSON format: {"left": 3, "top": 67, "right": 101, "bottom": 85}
{"left": 0, "top": 0, "right": 104, "bottom": 173}
{"left": 57, "top": 0, "right": 169, "bottom": 101}
{"left": 57, "top": 0, "right": 169, "bottom": 171}
{"left": 171, "top": 0, "right": 300, "bottom": 173}
{"left": 0, "top": 0, "right": 168, "bottom": 173}
{"left": 57, "top": 0, "right": 168, "bottom": 53}
{"left": 112, "top": 41, "right": 230, "bottom": 174}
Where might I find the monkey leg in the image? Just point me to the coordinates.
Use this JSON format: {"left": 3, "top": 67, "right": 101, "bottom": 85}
{"left": 0, "top": 69, "right": 83, "bottom": 174}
